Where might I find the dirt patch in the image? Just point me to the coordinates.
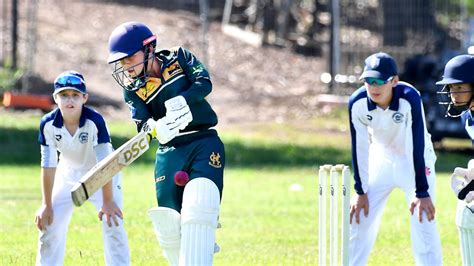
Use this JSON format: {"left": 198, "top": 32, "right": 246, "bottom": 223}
{"left": 14, "top": 1, "right": 329, "bottom": 125}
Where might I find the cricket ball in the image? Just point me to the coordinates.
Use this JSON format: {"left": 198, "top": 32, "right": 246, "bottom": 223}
{"left": 174, "top": 171, "right": 190, "bottom": 186}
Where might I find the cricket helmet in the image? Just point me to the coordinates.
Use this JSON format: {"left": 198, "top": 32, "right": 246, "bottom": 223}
{"left": 436, "top": 55, "right": 474, "bottom": 117}
{"left": 107, "top": 21, "right": 157, "bottom": 91}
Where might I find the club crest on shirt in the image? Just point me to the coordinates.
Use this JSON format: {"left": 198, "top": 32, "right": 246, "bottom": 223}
{"left": 55, "top": 134, "right": 62, "bottom": 141}
{"left": 366, "top": 114, "right": 373, "bottom": 121}
{"left": 79, "top": 132, "right": 88, "bottom": 143}
{"left": 392, "top": 112, "right": 404, "bottom": 123}
{"left": 163, "top": 61, "right": 183, "bottom": 81}
{"left": 209, "top": 152, "right": 222, "bottom": 168}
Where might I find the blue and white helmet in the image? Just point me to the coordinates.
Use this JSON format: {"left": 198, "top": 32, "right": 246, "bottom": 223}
{"left": 107, "top": 21, "right": 157, "bottom": 91}
{"left": 436, "top": 54, "right": 474, "bottom": 117}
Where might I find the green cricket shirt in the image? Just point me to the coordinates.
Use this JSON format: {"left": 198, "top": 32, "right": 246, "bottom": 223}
{"left": 123, "top": 46, "right": 218, "bottom": 144}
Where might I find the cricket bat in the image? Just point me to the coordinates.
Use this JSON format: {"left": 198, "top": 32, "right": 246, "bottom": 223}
{"left": 71, "top": 131, "right": 151, "bottom": 207}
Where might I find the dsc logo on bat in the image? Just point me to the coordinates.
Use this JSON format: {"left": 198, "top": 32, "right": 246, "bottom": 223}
{"left": 120, "top": 136, "right": 149, "bottom": 165}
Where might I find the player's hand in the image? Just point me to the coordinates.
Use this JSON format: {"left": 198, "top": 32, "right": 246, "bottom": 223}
{"left": 156, "top": 117, "right": 180, "bottom": 144}
{"left": 450, "top": 165, "right": 474, "bottom": 200}
{"left": 35, "top": 204, "right": 54, "bottom": 231}
{"left": 350, "top": 193, "right": 369, "bottom": 224}
{"left": 143, "top": 117, "right": 178, "bottom": 144}
{"left": 164, "top": 95, "right": 193, "bottom": 130}
{"left": 142, "top": 118, "right": 157, "bottom": 138}
{"left": 465, "top": 191, "right": 474, "bottom": 203}
{"left": 454, "top": 166, "right": 474, "bottom": 183}
{"left": 98, "top": 201, "right": 123, "bottom": 227}
{"left": 409, "top": 196, "right": 435, "bottom": 222}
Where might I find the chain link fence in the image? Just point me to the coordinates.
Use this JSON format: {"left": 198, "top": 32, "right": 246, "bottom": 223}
{"left": 220, "top": 0, "right": 469, "bottom": 95}
{"left": 334, "top": 0, "right": 467, "bottom": 94}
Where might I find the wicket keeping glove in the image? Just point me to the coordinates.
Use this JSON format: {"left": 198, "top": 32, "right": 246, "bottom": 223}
{"left": 164, "top": 96, "right": 193, "bottom": 130}
{"left": 142, "top": 117, "right": 179, "bottom": 144}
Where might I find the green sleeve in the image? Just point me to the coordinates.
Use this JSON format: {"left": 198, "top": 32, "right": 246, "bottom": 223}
{"left": 123, "top": 89, "right": 151, "bottom": 132}
{"left": 177, "top": 47, "right": 212, "bottom": 104}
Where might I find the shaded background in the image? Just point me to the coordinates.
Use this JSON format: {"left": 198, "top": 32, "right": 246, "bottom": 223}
{"left": 0, "top": 0, "right": 473, "bottom": 141}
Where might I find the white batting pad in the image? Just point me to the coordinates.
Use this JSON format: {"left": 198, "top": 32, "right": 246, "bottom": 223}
{"left": 180, "top": 178, "right": 220, "bottom": 266}
{"left": 459, "top": 228, "right": 474, "bottom": 266}
{"left": 148, "top": 207, "right": 181, "bottom": 266}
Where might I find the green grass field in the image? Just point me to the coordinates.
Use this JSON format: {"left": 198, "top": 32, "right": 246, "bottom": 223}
{"left": 0, "top": 109, "right": 471, "bottom": 265}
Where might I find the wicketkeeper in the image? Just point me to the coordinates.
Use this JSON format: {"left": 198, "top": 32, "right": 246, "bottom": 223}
{"left": 436, "top": 54, "right": 474, "bottom": 265}
{"left": 107, "top": 21, "right": 225, "bottom": 265}
{"left": 35, "top": 71, "right": 130, "bottom": 265}
{"left": 348, "top": 52, "right": 442, "bottom": 265}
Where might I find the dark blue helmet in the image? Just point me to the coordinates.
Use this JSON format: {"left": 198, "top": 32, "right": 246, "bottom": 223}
{"left": 107, "top": 21, "right": 156, "bottom": 64}
{"left": 107, "top": 22, "right": 157, "bottom": 91}
{"left": 436, "top": 55, "right": 474, "bottom": 85}
{"left": 436, "top": 55, "right": 474, "bottom": 117}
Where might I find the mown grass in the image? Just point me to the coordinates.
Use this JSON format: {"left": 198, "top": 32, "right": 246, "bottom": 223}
{"left": 0, "top": 108, "right": 471, "bottom": 265}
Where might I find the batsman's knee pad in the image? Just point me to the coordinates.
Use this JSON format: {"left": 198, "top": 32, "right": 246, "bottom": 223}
{"left": 148, "top": 207, "right": 181, "bottom": 266}
{"left": 180, "top": 178, "right": 220, "bottom": 265}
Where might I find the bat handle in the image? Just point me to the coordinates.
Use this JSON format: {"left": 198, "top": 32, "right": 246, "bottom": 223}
{"left": 146, "top": 129, "right": 156, "bottom": 142}
{"left": 458, "top": 180, "right": 474, "bottom": 200}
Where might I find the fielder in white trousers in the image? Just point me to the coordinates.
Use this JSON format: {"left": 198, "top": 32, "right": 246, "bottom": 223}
{"left": 35, "top": 166, "right": 130, "bottom": 266}
{"left": 349, "top": 52, "right": 443, "bottom": 265}
{"left": 349, "top": 152, "right": 442, "bottom": 265}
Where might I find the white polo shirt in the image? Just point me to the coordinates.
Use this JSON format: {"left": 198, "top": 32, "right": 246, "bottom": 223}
{"left": 349, "top": 81, "right": 435, "bottom": 197}
{"left": 39, "top": 106, "right": 111, "bottom": 171}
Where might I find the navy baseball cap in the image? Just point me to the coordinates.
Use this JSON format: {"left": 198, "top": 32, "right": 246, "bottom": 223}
{"left": 360, "top": 52, "right": 398, "bottom": 81}
{"left": 53, "top": 70, "right": 87, "bottom": 95}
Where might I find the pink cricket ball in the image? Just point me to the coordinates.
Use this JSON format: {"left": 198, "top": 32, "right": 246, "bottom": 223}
{"left": 174, "top": 171, "right": 190, "bottom": 186}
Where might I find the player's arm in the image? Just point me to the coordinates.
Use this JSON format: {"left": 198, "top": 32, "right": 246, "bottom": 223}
{"left": 348, "top": 97, "right": 370, "bottom": 195}
{"left": 125, "top": 89, "right": 185, "bottom": 144}
{"left": 411, "top": 97, "right": 430, "bottom": 198}
{"left": 95, "top": 142, "right": 123, "bottom": 227}
{"left": 176, "top": 47, "right": 212, "bottom": 104}
{"left": 35, "top": 144, "right": 57, "bottom": 231}
{"left": 123, "top": 90, "right": 153, "bottom": 132}
{"left": 348, "top": 98, "right": 370, "bottom": 224}
{"left": 409, "top": 95, "right": 435, "bottom": 222}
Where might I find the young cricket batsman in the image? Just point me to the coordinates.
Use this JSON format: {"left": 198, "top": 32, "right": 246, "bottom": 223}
{"left": 436, "top": 54, "right": 474, "bottom": 265}
{"left": 35, "top": 70, "right": 130, "bottom": 265}
{"left": 107, "top": 21, "right": 225, "bottom": 265}
{"left": 348, "top": 52, "right": 442, "bottom": 265}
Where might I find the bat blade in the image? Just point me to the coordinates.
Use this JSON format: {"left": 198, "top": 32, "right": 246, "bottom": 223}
{"left": 71, "top": 131, "right": 150, "bottom": 207}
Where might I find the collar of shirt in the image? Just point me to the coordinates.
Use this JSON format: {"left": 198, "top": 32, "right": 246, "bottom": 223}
{"left": 367, "top": 86, "right": 400, "bottom": 111}
{"left": 52, "top": 106, "right": 87, "bottom": 128}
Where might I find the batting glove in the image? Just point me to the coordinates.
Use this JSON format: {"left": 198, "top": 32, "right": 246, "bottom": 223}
{"left": 142, "top": 119, "right": 157, "bottom": 136}
{"left": 143, "top": 118, "right": 179, "bottom": 144}
{"left": 451, "top": 166, "right": 474, "bottom": 201}
{"left": 164, "top": 96, "right": 193, "bottom": 130}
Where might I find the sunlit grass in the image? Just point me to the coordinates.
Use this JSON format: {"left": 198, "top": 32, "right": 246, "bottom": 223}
{"left": 0, "top": 108, "right": 469, "bottom": 265}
